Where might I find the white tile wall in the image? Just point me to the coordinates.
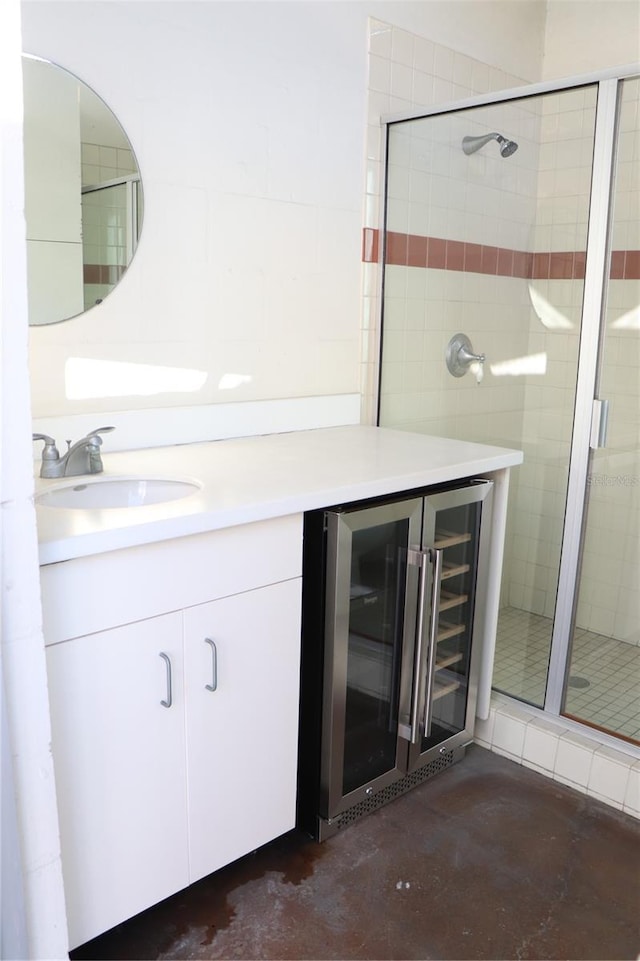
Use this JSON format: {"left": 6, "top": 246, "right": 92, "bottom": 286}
{"left": 522, "top": 717, "right": 561, "bottom": 773}
{"left": 625, "top": 762, "right": 640, "bottom": 817}
{"left": 369, "top": 27, "right": 537, "bottom": 440}
{"left": 25, "top": 2, "right": 367, "bottom": 418}
{"left": 361, "top": 19, "right": 532, "bottom": 425}
{"left": 476, "top": 695, "right": 640, "bottom": 818}
{"left": 554, "top": 730, "right": 595, "bottom": 791}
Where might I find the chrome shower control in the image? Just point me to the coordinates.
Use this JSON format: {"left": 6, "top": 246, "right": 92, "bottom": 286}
{"left": 446, "top": 333, "right": 486, "bottom": 379}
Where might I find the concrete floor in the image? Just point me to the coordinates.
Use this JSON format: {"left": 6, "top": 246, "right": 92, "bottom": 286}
{"left": 70, "top": 746, "right": 640, "bottom": 961}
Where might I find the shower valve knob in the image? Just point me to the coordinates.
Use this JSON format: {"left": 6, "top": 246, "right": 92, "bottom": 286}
{"left": 446, "top": 333, "right": 486, "bottom": 379}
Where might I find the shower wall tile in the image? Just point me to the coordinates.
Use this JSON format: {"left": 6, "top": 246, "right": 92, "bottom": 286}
{"left": 624, "top": 763, "right": 640, "bottom": 817}
{"left": 362, "top": 17, "right": 530, "bottom": 425}
{"left": 368, "top": 19, "right": 392, "bottom": 58}
{"left": 492, "top": 704, "right": 531, "bottom": 761}
{"left": 473, "top": 711, "right": 496, "bottom": 748}
{"left": 369, "top": 54, "right": 391, "bottom": 94}
{"left": 554, "top": 730, "right": 596, "bottom": 791}
{"left": 481, "top": 695, "right": 639, "bottom": 818}
{"left": 522, "top": 718, "right": 561, "bottom": 773}
{"left": 588, "top": 746, "right": 634, "bottom": 809}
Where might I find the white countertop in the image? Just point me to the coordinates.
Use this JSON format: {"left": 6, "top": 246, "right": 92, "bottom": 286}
{"left": 34, "top": 425, "right": 523, "bottom": 565}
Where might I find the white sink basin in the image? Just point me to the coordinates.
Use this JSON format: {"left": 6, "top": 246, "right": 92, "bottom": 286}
{"left": 36, "top": 477, "right": 201, "bottom": 510}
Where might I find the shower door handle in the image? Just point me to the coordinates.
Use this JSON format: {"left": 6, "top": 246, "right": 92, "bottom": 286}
{"left": 590, "top": 398, "right": 610, "bottom": 449}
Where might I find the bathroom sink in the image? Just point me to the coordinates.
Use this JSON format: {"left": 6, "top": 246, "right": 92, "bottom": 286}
{"left": 36, "top": 477, "right": 201, "bottom": 510}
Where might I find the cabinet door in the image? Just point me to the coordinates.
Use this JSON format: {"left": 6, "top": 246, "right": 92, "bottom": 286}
{"left": 184, "top": 578, "right": 302, "bottom": 883}
{"left": 46, "top": 614, "right": 189, "bottom": 949}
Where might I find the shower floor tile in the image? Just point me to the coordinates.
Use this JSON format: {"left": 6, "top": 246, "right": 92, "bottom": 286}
{"left": 494, "top": 606, "right": 640, "bottom": 742}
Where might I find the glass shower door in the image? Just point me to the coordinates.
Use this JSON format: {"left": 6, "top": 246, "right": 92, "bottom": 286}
{"left": 379, "top": 85, "right": 598, "bottom": 709}
{"left": 564, "top": 78, "right": 640, "bottom": 742}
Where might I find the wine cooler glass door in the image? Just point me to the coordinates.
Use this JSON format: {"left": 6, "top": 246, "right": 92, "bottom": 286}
{"left": 410, "top": 481, "right": 493, "bottom": 766}
{"left": 321, "top": 498, "right": 423, "bottom": 819}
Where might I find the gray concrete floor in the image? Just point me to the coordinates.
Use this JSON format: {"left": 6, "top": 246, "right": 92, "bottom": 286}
{"left": 71, "top": 746, "right": 640, "bottom": 960}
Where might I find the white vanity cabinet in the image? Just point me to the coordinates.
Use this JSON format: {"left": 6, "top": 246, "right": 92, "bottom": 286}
{"left": 41, "top": 516, "right": 303, "bottom": 949}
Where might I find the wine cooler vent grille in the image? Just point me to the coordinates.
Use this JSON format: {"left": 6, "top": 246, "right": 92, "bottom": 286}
{"left": 334, "top": 751, "right": 458, "bottom": 832}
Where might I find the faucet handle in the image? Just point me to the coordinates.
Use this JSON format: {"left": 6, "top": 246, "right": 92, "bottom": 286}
{"left": 86, "top": 425, "right": 115, "bottom": 438}
{"left": 32, "top": 433, "right": 60, "bottom": 462}
{"left": 84, "top": 426, "right": 116, "bottom": 446}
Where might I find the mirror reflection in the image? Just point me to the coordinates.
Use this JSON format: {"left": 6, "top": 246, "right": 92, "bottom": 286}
{"left": 22, "top": 55, "right": 143, "bottom": 326}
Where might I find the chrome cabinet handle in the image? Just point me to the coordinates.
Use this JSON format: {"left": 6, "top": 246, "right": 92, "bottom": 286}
{"left": 159, "top": 652, "right": 172, "bottom": 708}
{"left": 204, "top": 638, "right": 218, "bottom": 692}
{"left": 423, "top": 547, "right": 444, "bottom": 738}
{"left": 408, "top": 548, "right": 430, "bottom": 745}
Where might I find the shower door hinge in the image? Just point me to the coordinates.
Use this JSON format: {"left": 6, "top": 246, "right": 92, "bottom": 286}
{"left": 590, "top": 398, "right": 610, "bottom": 449}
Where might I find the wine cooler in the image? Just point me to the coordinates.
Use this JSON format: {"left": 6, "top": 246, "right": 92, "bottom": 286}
{"left": 298, "top": 478, "right": 493, "bottom": 840}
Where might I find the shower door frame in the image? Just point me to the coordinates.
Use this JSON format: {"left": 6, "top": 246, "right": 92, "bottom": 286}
{"left": 377, "top": 60, "right": 640, "bottom": 725}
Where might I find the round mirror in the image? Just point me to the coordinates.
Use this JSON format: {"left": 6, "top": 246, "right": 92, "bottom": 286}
{"left": 22, "top": 55, "right": 144, "bottom": 325}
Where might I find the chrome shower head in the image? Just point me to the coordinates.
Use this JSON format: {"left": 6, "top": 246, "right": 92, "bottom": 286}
{"left": 462, "top": 132, "right": 519, "bottom": 158}
{"left": 498, "top": 135, "right": 518, "bottom": 157}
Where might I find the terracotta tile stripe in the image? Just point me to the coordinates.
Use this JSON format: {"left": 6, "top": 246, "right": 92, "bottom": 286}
{"left": 364, "top": 229, "right": 640, "bottom": 280}
{"left": 83, "top": 263, "right": 126, "bottom": 285}
{"left": 362, "top": 227, "right": 379, "bottom": 264}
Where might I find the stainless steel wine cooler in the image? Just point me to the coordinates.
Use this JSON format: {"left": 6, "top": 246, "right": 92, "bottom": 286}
{"left": 298, "top": 479, "right": 493, "bottom": 840}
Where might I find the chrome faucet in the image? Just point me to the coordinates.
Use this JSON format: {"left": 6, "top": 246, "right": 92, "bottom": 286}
{"left": 32, "top": 427, "right": 115, "bottom": 478}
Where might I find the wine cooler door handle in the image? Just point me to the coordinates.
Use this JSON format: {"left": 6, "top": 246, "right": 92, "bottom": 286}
{"left": 423, "top": 547, "right": 444, "bottom": 738}
{"left": 408, "top": 548, "right": 431, "bottom": 745}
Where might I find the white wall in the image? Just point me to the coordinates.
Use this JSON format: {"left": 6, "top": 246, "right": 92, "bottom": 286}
{"left": 23, "top": 1, "right": 369, "bottom": 419}
{"left": 369, "top": 0, "right": 546, "bottom": 80}
{"left": 22, "top": 1, "right": 546, "bottom": 426}
{"left": 543, "top": 0, "right": 640, "bottom": 79}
